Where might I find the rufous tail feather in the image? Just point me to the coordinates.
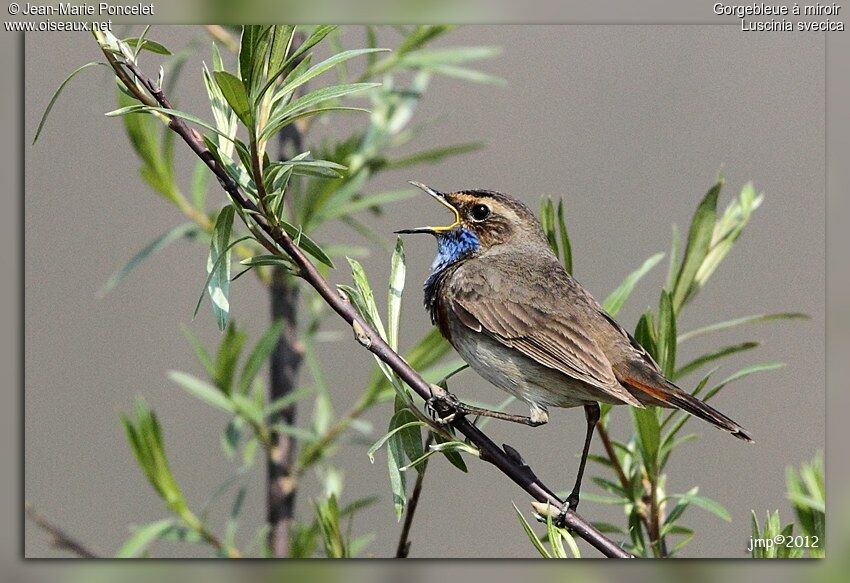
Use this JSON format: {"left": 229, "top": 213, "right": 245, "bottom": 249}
{"left": 623, "top": 375, "right": 754, "bottom": 443}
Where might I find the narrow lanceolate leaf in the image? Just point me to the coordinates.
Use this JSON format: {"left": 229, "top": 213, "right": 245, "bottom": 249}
{"left": 123, "top": 37, "right": 172, "bottom": 55}
{"left": 384, "top": 142, "right": 485, "bottom": 169}
{"left": 203, "top": 61, "right": 237, "bottom": 159}
{"left": 238, "top": 320, "right": 285, "bottom": 394}
{"left": 239, "top": 255, "right": 295, "bottom": 269}
{"left": 387, "top": 238, "right": 406, "bottom": 351}
{"left": 289, "top": 25, "right": 337, "bottom": 64}
{"left": 673, "top": 341, "right": 759, "bottom": 380}
{"left": 671, "top": 180, "right": 722, "bottom": 313}
{"left": 367, "top": 420, "right": 427, "bottom": 463}
{"left": 694, "top": 182, "right": 763, "bottom": 290}
{"left": 213, "top": 71, "right": 252, "bottom": 126}
{"left": 701, "top": 362, "right": 785, "bottom": 402}
{"left": 106, "top": 105, "right": 238, "bottom": 146}
{"left": 262, "top": 83, "right": 379, "bottom": 141}
{"left": 512, "top": 504, "right": 551, "bottom": 558}
{"left": 399, "top": 46, "right": 502, "bottom": 68}
{"left": 278, "top": 221, "right": 334, "bottom": 268}
{"left": 99, "top": 223, "right": 198, "bottom": 297}
{"left": 677, "top": 312, "right": 809, "bottom": 343}
{"left": 347, "top": 258, "right": 386, "bottom": 338}
{"left": 556, "top": 199, "right": 572, "bottom": 275}
{"left": 669, "top": 492, "right": 731, "bottom": 522}
{"left": 386, "top": 416, "right": 408, "bottom": 520}
{"left": 316, "top": 190, "right": 416, "bottom": 222}
{"left": 426, "top": 64, "right": 505, "bottom": 85}
{"left": 631, "top": 406, "right": 660, "bottom": 472}
{"left": 115, "top": 518, "right": 175, "bottom": 558}
{"left": 169, "top": 371, "right": 234, "bottom": 412}
{"left": 539, "top": 198, "right": 558, "bottom": 257}
{"left": 238, "top": 25, "right": 267, "bottom": 93}
{"left": 207, "top": 206, "right": 236, "bottom": 331}
{"left": 603, "top": 252, "right": 664, "bottom": 316}
{"left": 267, "top": 48, "right": 387, "bottom": 104}
{"left": 656, "top": 290, "right": 677, "bottom": 377}
{"left": 34, "top": 62, "right": 107, "bottom": 144}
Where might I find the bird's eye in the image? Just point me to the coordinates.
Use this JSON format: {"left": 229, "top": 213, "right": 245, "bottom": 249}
{"left": 470, "top": 203, "right": 490, "bottom": 221}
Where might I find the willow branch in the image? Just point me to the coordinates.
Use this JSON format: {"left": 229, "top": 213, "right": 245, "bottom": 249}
{"left": 97, "top": 44, "right": 633, "bottom": 559}
{"left": 25, "top": 502, "right": 99, "bottom": 558}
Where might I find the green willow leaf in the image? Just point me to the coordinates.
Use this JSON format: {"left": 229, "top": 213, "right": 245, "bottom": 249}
{"left": 425, "top": 64, "right": 505, "bottom": 85}
{"left": 384, "top": 142, "right": 484, "bottom": 169}
{"left": 631, "top": 406, "right": 660, "bottom": 472}
{"left": 432, "top": 431, "right": 468, "bottom": 472}
{"left": 367, "top": 420, "right": 427, "bottom": 462}
{"left": 99, "top": 223, "right": 199, "bottom": 297}
{"left": 116, "top": 518, "right": 175, "bottom": 558}
{"left": 34, "top": 62, "right": 107, "bottom": 144}
{"left": 123, "top": 37, "right": 172, "bottom": 55}
{"left": 656, "top": 290, "right": 677, "bottom": 377}
{"left": 603, "top": 252, "right": 664, "bottom": 316}
{"left": 513, "top": 504, "right": 551, "bottom": 558}
{"left": 669, "top": 492, "right": 731, "bottom": 522}
{"left": 265, "top": 387, "right": 314, "bottom": 418}
{"left": 207, "top": 206, "right": 236, "bottom": 331}
{"left": 169, "top": 371, "right": 234, "bottom": 412}
{"left": 677, "top": 312, "right": 808, "bottom": 343}
{"left": 180, "top": 325, "right": 215, "bottom": 379}
{"left": 701, "top": 362, "right": 785, "bottom": 402}
{"left": 671, "top": 180, "right": 721, "bottom": 313}
{"left": 673, "top": 341, "right": 759, "bottom": 380}
{"left": 399, "top": 46, "right": 501, "bottom": 67}
{"left": 386, "top": 414, "right": 409, "bottom": 521}
{"left": 263, "top": 83, "right": 379, "bottom": 141}
{"left": 239, "top": 255, "right": 295, "bottom": 269}
{"left": 262, "top": 48, "right": 387, "bottom": 106}
{"left": 387, "top": 237, "right": 406, "bottom": 351}
{"left": 213, "top": 70, "right": 252, "bottom": 126}
{"left": 556, "top": 199, "right": 572, "bottom": 275}
{"left": 279, "top": 221, "right": 334, "bottom": 268}
{"left": 106, "top": 104, "right": 238, "bottom": 145}
{"left": 316, "top": 190, "right": 416, "bottom": 222}
{"left": 238, "top": 320, "right": 285, "bottom": 394}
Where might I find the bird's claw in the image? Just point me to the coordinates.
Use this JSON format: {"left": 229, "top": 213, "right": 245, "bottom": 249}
{"left": 426, "top": 384, "right": 464, "bottom": 425}
{"left": 553, "top": 493, "right": 580, "bottom": 530}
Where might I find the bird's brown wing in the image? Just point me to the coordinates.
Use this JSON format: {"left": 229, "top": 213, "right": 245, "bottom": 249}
{"left": 447, "top": 261, "right": 643, "bottom": 407}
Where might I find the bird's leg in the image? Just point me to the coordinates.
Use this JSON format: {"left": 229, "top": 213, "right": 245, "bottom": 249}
{"left": 426, "top": 384, "right": 548, "bottom": 427}
{"left": 556, "top": 402, "right": 601, "bottom": 527}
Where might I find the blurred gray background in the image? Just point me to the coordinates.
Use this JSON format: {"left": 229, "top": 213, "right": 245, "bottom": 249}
{"left": 24, "top": 26, "right": 824, "bottom": 558}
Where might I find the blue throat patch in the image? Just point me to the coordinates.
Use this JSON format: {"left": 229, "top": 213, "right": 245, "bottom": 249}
{"left": 423, "top": 228, "right": 480, "bottom": 323}
{"left": 430, "top": 228, "right": 480, "bottom": 275}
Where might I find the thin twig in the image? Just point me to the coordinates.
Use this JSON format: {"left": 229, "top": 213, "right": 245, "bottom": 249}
{"left": 25, "top": 502, "right": 99, "bottom": 558}
{"left": 396, "top": 433, "right": 433, "bottom": 558}
{"left": 95, "top": 41, "right": 633, "bottom": 559}
{"left": 597, "top": 422, "right": 661, "bottom": 556}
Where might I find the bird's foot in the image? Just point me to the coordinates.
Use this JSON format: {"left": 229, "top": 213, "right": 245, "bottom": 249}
{"left": 553, "top": 493, "right": 580, "bottom": 530}
{"left": 426, "top": 384, "right": 466, "bottom": 425}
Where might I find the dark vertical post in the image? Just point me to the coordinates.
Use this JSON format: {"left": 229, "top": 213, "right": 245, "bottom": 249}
{"left": 266, "top": 269, "right": 302, "bottom": 557}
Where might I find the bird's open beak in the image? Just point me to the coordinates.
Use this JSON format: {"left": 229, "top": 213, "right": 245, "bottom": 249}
{"left": 394, "top": 181, "right": 461, "bottom": 235}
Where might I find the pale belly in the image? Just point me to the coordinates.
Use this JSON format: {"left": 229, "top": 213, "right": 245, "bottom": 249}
{"left": 447, "top": 318, "right": 613, "bottom": 410}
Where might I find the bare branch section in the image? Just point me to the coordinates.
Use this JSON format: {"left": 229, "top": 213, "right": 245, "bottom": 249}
{"left": 97, "top": 41, "right": 633, "bottom": 560}
{"left": 25, "top": 502, "right": 99, "bottom": 558}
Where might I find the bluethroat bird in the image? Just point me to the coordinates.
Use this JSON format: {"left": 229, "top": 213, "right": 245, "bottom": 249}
{"left": 397, "top": 182, "right": 753, "bottom": 521}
